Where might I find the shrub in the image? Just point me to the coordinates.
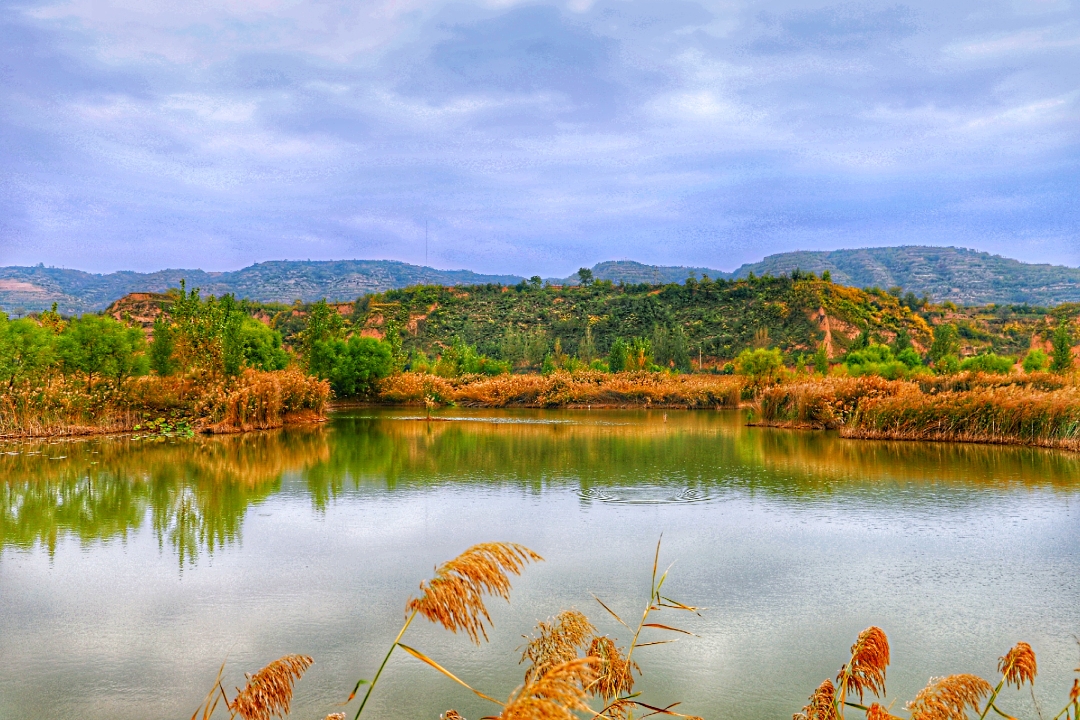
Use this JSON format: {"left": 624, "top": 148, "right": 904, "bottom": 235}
{"left": 960, "top": 353, "right": 1014, "bottom": 375}
{"left": 735, "top": 348, "right": 784, "bottom": 384}
{"left": 309, "top": 336, "right": 394, "bottom": 397}
{"left": 1022, "top": 348, "right": 1049, "bottom": 373}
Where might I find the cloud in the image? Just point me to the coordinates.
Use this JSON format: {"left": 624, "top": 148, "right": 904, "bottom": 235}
{"left": 0, "top": 0, "right": 1078, "bottom": 273}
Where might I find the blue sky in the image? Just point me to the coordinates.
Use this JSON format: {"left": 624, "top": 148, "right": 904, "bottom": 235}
{"left": 1, "top": 0, "right": 1078, "bottom": 275}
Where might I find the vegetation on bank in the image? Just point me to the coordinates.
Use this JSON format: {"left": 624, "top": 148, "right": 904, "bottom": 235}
{"left": 190, "top": 540, "right": 1080, "bottom": 720}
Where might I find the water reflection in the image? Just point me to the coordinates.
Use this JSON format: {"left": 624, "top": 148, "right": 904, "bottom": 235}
{"left": 3, "top": 408, "right": 1079, "bottom": 560}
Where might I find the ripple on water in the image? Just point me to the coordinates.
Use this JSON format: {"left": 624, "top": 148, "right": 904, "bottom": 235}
{"left": 577, "top": 486, "right": 712, "bottom": 505}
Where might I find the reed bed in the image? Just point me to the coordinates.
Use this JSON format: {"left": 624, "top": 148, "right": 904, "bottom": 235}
{"left": 0, "top": 369, "right": 329, "bottom": 439}
{"left": 756, "top": 373, "right": 1080, "bottom": 450}
{"left": 377, "top": 371, "right": 743, "bottom": 409}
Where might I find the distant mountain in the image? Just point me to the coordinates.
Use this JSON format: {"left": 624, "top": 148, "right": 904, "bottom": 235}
{"left": 730, "top": 246, "right": 1080, "bottom": 306}
{"left": 0, "top": 260, "right": 524, "bottom": 314}
{"left": 4, "top": 246, "right": 1080, "bottom": 314}
{"left": 573, "top": 247, "right": 1080, "bottom": 306}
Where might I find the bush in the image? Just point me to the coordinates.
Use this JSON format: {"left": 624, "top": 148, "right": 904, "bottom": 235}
{"left": 309, "top": 336, "right": 394, "bottom": 397}
{"left": 238, "top": 317, "right": 288, "bottom": 371}
{"left": 960, "top": 353, "right": 1014, "bottom": 375}
{"left": 935, "top": 354, "right": 961, "bottom": 375}
{"left": 1022, "top": 348, "right": 1049, "bottom": 373}
{"left": 57, "top": 314, "right": 147, "bottom": 387}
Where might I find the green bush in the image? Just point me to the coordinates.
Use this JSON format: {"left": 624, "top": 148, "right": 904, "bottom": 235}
{"left": 735, "top": 348, "right": 784, "bottom": 383}
{"left": 57, "top": 315, "right": 147, "bottom": 387}
{"left": 935, "top": 354, "right": 961, "bottom": 374}
{"left": 0, "top": 312, "right": 56, "bottom": 389}
{"left": 1022, "top": 348, "right": 1049, "bottom": 373}
{"left": 238, "top": 317, "right": 288, "bottom": 371}
{"left": 960, "top": 353, "right": 1014, "bottom": 374}
{"left": 309, "top": 336, "right": 393, "bottom": 397}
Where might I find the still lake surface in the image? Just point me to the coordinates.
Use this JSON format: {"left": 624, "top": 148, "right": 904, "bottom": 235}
{"left": 1, "top": 408, "right": 1079, "bottom": 720}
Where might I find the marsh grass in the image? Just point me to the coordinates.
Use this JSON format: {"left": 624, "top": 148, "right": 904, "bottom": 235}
{"left": 377, "top": 371, "right": 743, "bottom": 409}
{"left": 0, "top": 369, "right": 329, "bottom": 438}
{"left": 755, "top": 374, "right": 1080, "bottom": 450}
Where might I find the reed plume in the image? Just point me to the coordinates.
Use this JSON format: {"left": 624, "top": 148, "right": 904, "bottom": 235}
{"left": 997, "top": 642, "right": 1037, "bottom": 689}
{"left": 229, "top": 654, "right": 313, "bottom": 720}
{"left": 406, "top": 542, "right": 543, "bottom": 644}
{"left": 587, "top": 636, "right": 637, "bottom": 702}
{"left": 837, "top": 626, "right": 890, "bottom": 702}
{"left": 793, "top": 679, "right": 839, "bottom": 720}
{"left": 906, "top": 674, "right": 992, "bottom": 720}
{"left": 1070, "top": 678, "right": 1078, "bottom": 704}
{"left": 521, "top": 610, "right": 596, "bottom": 683}
{"left": 323, "top": 714, "right": 346, "bottom": 720}
{"left": 442, "top": 711, "right": 466, "bottom": 720}
{"left": 866, "top": 703, "right": 900, "bottom": 720}
{"left": 499, "top": 657, "right": 598, "bottom": 720}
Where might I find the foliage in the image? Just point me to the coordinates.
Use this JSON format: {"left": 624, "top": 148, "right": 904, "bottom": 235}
{"left": 929, "top": 323, "right": 960, "bottom": 363}
{"left": 57, "top": 314, "right": 147, "bottom": 387}
{"left": 169, "top": 281, "right": 247, "bottom": 376}
{"left": 1051, "top": 320, "right": 1074, "bottom": 373}
{"left": 297, "top": 299, "right": 346, "bottom": 366}
{"left": 652, "top": 325, "right": 691, "bottom": 372}
{"left": 238, "top": 316, "right": 289, "bottom": 371}
{"left": 959, "top": 353, "right": 1014, "bottom": 375}
{"left": 844, "top": 344, "right": 912, "bottom": 380}
{"left": 309, "top": 336, "right": 395, "bottom": 397}
{"left": 0, "top": 312, "right": 55, "bottom": 389}
{"left": 735, "top": 348, "right": 784, "bottom": 384}
{"left": 149, "top": 315, "right": 176, "bottom": 376}
{"left": 1022, "top": 348, "right": 1049, "bottom": 373}
{"left": 433, "top": 338, "right": 510, "bottom": 378}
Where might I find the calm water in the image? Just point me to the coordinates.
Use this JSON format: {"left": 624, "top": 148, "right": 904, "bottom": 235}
{"left": 2, "top": 408, "right": 1079, "bottom": 720}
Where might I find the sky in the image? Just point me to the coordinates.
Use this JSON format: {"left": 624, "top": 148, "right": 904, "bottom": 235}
{"left": 1, "top": 0, "right": 1078, "bottom": 276}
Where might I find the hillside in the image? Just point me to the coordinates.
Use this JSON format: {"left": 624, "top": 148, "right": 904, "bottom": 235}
{"left": 0, "top": 261, "right": 524, "bottom": 314}
{"left": 356, "top": 276, "right": 935, "bottom": 364}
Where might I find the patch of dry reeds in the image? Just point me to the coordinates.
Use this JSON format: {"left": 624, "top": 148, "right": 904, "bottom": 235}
{"left": 905, "top": 674, "right": 992, "bottom": 720}
{"left": 407, "top": 542, "right": 543, "bottom": 644}
{"left": 0, "top": 369, "right": 328, "bottom": 439}
{"left": 587, "top": 636, "right": 637, "bottom": 704}
{"left": 521, "top": 610, "right": 596, "bottom": 683}
{"left": 376, "top": 371, "right": 743, "bottom": 409}
{"left": 865, "top": 703, "right": 900, "bottom": 720}
{"left": 229, "top": 654, "right": 313, "bottom": 720}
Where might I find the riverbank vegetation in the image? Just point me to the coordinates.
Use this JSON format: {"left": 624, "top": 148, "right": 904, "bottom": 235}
{"left": 4, "top": 270, "right": 1080, "bottom": 448}
{"left": 189, "top": 540, "right": 1080, "bottom": 720}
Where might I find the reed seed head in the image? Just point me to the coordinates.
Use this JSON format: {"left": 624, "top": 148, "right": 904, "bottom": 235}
{"left": 998, "top": 642, "right": 1037, "bottom": 689}
{"left": 500, "top": 657, "right": 598, "bottom": 720}
{"left": 229, "top": 654, "right": 313, "bottom": 720}
{"left": 323, "top": 714, "right": 346, "bottom": 720}
{"left": 1069, "top": 678, "right": 1078, "bottom": 704}
{"left": 521, "top": 610, "right": 596, "bottom": 683}
{"left": 793, "top": 679, "right": 838, "bottom": 720}
{"left": 442, "top": 711, "right": 466, "bottom": 720}
{"left": 866, "top": 703, "right": 900, "bottom": 720}
{"left": 407, "top": 542, "right": 543, "bottom": 644}
{"left": 586, "top": 636, "right": 637, "bottom": 702}
{"left": 838, "top": 626, "right": 890, "bottom": 702}
{"left": 906, "top": 674, "right": 992, "bottom": 720}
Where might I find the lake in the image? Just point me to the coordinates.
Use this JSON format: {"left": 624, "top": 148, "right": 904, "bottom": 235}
{"left": 2, "top": 408, "right": 1078, "bottom": 720}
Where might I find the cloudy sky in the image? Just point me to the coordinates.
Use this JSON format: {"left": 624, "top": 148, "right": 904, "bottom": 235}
{"left": 1, "top": 0, "right": 1078, "bottom": 275}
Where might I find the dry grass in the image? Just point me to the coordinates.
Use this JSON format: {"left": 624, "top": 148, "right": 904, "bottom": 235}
{"left": 521, "top": 610, "right": 596, "bottom": 683}
{"left": 406, "top": 542, "right": 543, "bottom": 644}
{"left": 587, "top": 636, "right": 637, "bottom": 705}
{"left": 0, "top": 369, "right": 329, "bottom": 439}
{"left": 229, "top": 654, "right": 314, "bottom": 720}
{"left": 906, "top": 674, "right": 992, "bottom": 720}
{"left": 756, "top": 374, "right": 1080, "bottom": 451}
{"left": 865, "top": 703, "right": 900, "bottom": 720}
{"left": 377, "top": 371, "right": 743, "bottom": 409}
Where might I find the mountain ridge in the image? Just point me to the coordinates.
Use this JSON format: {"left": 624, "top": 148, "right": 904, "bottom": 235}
{"left": 3, "top": 246, "right": 1079, "bottom": 314}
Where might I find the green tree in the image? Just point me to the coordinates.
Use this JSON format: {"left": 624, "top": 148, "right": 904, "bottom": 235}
{"left": 652, "top": 325, "right": 690, "bottom": 372}
{"left": 297, "top": 299, "right": 345, "bottom": 366}
{"left": 577, "top": 268, "right": 594, "bottom": 286}
{"left": 309, "top": 336, "right": 393, "bottom": 397}
{"left": 813, "top": 344, "right": 829, "bottom": 374}
{"left": 735, "top": 348, "right": 784, "bottom": 384}
{"left": 1022, "top": 348, "right": 1049, "bottom": 373}
{"left": 578, "top": 324, "right": 597, "bottom": 363}
{"left": 0, "top": 313, "right": 56, "bottom": 389}
{"left": 238, "top": 317, "right": 288, "bottom": 371}
{"left": 929, "top": 323, "right": 960, "bottom": 364}
{"left": 821, "top": 270, "right": 832, "bottom": 283}
{"left": 149, "top": 315, "right": 176, "bottom": 376}
{"left": 169, "top": 281, "right": 245, "bottom": 376}
{"left": 608, "top": 338, "right": 629, "bottom": 372}
{"left": 57, "top": 315, "right": 147, "bottom": 388}
{"left": 1051, "top": 321, "right": 1074, "bottom": 373}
